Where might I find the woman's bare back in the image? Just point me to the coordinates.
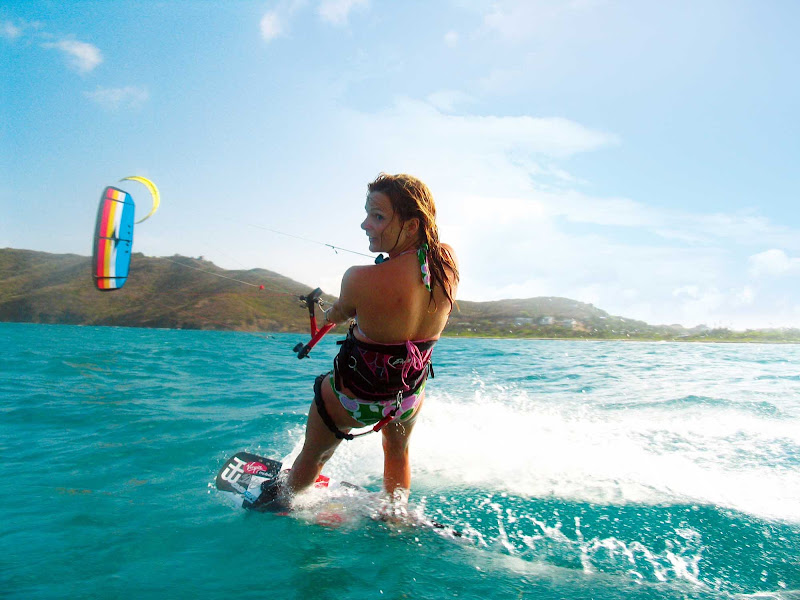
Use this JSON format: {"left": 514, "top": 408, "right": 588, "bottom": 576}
{"left": 341, "top": 247, "right": 457, "bottom": 343}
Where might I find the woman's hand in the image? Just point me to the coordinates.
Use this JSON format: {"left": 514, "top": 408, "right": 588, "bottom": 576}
{"left": 323, "top": 303, "right": 352, "bottom": 326}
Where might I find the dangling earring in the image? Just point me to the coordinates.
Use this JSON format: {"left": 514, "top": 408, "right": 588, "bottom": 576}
{"left": 418, "top": 243, "right": 431, "bottom": 291}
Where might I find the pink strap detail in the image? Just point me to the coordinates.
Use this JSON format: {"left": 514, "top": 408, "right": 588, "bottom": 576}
{"left": 401, "top": 340, "right": 427, "bottom": 389}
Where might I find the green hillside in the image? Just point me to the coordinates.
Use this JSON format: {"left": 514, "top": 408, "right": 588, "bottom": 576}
{"left": 0, "top": 248, "right": 322, "bottom": 332}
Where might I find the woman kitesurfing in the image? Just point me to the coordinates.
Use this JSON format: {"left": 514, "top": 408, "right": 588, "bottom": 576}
{"left": 253, "top": 172, "right": 459, "bottom": 511}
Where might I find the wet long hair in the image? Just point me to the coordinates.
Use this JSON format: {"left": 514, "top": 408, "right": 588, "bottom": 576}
{"left": 367, "top": 173, "right": 459, "bottom": 311}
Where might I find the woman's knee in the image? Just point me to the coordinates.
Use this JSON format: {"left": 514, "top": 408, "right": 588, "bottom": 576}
{"left": 296, "top": 442, "right": 337, "bottom": 473}
{"left": 382, "top": 427, "right": 411, "bottom": 455}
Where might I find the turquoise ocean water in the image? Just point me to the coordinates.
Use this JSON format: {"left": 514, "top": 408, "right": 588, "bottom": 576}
{"left": 2, "top": 322, "right": 799, "bottom": 599}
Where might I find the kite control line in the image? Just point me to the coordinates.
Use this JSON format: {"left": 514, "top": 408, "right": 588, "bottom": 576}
{"left": 293, "top": 288, "right": 335, "bottom": 359}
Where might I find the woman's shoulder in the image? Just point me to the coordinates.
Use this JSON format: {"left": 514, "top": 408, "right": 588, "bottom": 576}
{"left": 340, "top": 262, "right": 388, "bottom": 294}
{"left": 342, "top": 262, "right": 376, "bottom": 282}
{"left": 440, "top": 242, "right": 457, "bottom": 258}
{"left": 343, "top": 255, "right": 424, "bottom": 296}
{"left": 439, "top": 243, "right": 459, "bottom": 271}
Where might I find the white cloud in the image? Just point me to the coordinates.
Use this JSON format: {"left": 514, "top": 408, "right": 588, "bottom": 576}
{"left": 44, "top": 39, "right": 102, "bottom": 73}
{"left": 426, "top": 90, "right": 473, "bottom": 112}
{"left": 260, "top": 1, "right": 305, "bottom": 41}
{"left": 261, "top": 0, "right": 365, "bottom": 41}
{"left": 481, "top": 0, "right": 602, "bottom": 42}
{"left": 548, "top": 190, "right": 656, "bottom": 227}
{"left": 735, "top": 286, "right": 754, "bottom": 306}
{"left": 748, "top": 249, "right": 800, "bottom": 278}
{"left": 696, "top": 212, "right": 775, "bottom": 241}
{"left": 318, "top": 0, "right": 368, "bottom": 25}
{"left": 477, "top": 65, "right": 529, "bottom": 95}
{"left": 483, "top": 4, "right": 540, "bottom": 41}
{"left": 1, "top": 21, "right": 22, "bottom": 40}
{"left": 84, "top": 86, "right": 149, "bottom": 110}
{"left": 260, "top": 11, "right": 284, "bottom": 41}
{"left": 673, "top": 287, "right": 726, "bottom": 323}
{"left": 352, "top": 97, "right": 618, "bottom": 160}
{"left": 0, "top": 18, "right": 45, "bottom": 40}
{"left": 444, "top": 30, "right": 459, "bottom": 47}
{"left": 673, "top": 285, "right": 701, "bottom": 300}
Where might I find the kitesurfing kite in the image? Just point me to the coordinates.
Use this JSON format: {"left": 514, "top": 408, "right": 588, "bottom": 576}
{"left": 92, "top": 176, "right": 160, "bottom": 291}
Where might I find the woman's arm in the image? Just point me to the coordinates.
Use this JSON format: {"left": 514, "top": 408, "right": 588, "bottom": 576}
{"left": 323, "top": 266, "right": 361, "bottom": 325}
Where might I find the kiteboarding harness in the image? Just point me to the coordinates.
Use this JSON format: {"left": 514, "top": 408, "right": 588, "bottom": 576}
{"left": 313, "top": 325, "right": 436, "bottom": 441}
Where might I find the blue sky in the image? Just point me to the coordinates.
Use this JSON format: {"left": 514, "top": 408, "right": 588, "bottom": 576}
{"left": 2, "top": 1, "right": 799, "bottom": 329}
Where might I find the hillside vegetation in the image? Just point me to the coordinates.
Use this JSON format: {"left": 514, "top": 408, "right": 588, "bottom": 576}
{"left": 0, "top": 248, "right": 318, "bottom": 332}
{"left": 2, "top": 248, "right": 799, "bottom": 343}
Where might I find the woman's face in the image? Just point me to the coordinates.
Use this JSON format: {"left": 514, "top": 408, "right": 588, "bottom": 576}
{"left": 362, "top": 191, "right": 402, "bottom": 253}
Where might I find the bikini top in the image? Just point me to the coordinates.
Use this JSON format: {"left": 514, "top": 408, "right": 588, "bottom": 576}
{"left": 333, "top": 324, "right": 436, "bottom": 402}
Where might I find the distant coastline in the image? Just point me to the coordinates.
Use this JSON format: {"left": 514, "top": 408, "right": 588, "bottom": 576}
{"left": 2, "top": 248, "right": 799, "bottom": 343}
{"left": 446, "top": 332, "right": 800, "bottom": 344}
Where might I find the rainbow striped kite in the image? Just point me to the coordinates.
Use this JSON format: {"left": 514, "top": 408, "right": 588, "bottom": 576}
{"left": 92, "top": 186, "right": 135, "bottom": 291}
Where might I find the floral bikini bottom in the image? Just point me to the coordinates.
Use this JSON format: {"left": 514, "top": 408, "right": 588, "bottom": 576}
{"left": 327, "top": 374, "right": 426, "bottom": 427}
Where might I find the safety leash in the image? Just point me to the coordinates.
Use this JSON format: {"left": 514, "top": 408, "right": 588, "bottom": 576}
{"left": 313, "top": 374, "right": 402, "bottom": 441}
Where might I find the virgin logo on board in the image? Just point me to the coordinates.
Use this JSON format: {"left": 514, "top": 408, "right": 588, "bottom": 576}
{"left": 244, "top": 462, "right": 268, "bottom": 475}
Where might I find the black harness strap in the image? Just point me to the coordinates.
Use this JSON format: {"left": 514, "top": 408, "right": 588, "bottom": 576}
{"left": 333, "top": 326, "right": 436, "bottom": 402}
{"left": 314, "top": 372, "right": 354, "bottom": 441}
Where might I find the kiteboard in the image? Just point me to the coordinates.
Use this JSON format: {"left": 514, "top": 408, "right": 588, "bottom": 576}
{"left": 215, "top": 451, "right": 362, "bottom": 515}
{"left": 215, "top": 451, "right": 463, "bottom": 536}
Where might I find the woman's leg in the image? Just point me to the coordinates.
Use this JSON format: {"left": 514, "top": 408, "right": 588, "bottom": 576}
{"left": 286, "top": 375, "right": 360, "bottom": 493}
{"left": 381, "top": 397, "right": 425, "bottom": 495}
